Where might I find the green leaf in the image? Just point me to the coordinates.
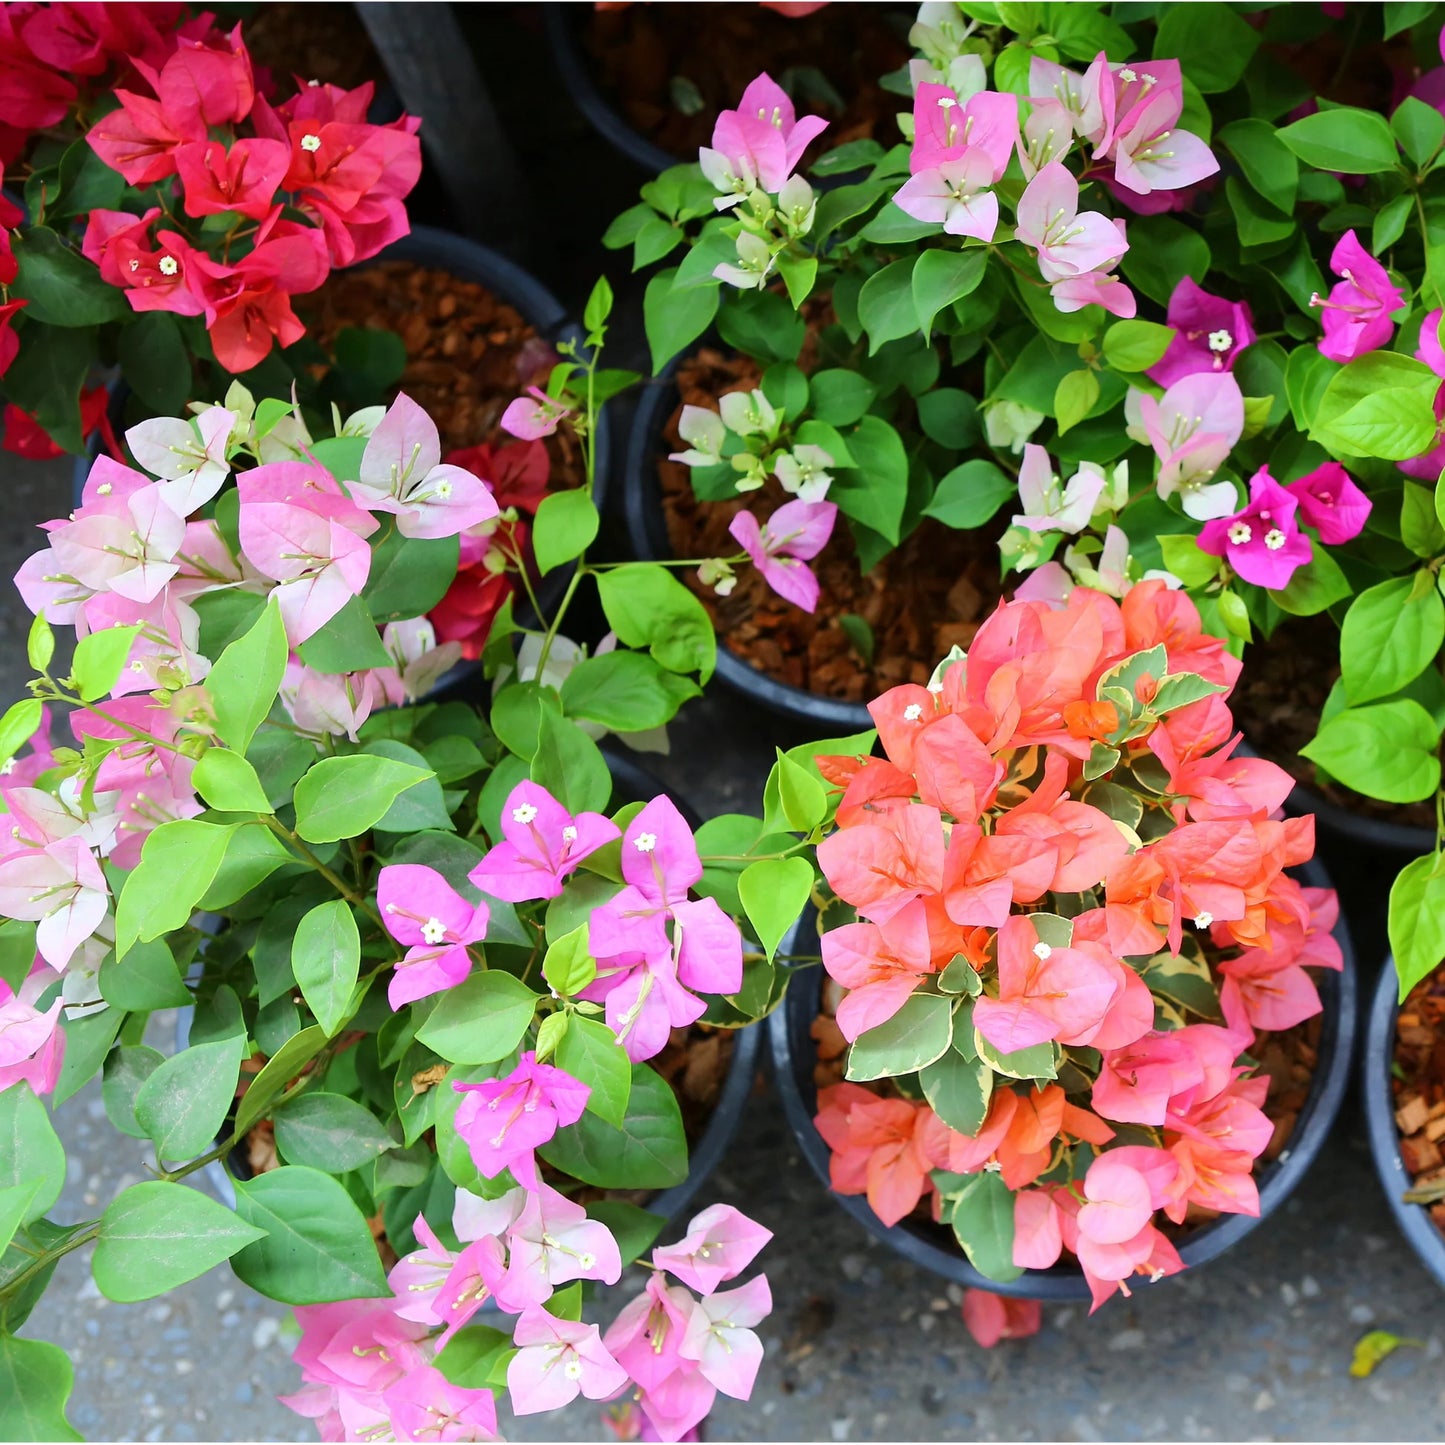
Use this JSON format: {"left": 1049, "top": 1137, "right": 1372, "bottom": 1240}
{"left": 1393, "top": 96, "right": 1445, "bottom": 168}
{"left": 531, "top": 708, "right": 612, "bottom": 815}
{"left": 99, "top": 937, "right": 190, "bottom": 1011}
{"left": 2, "top": 324, "right": 94, "bottom": 454}
{"left": 51, "top": 1006, "right": 123, "bottom": 1107}
{"left": 832, "top": 415, "right": 908, "bottom": 544}
{"left": 1273, "top": 547, "right": 1352, "bottom": 616}
{"left": 916, "top": 387, "right": 980, "bottom": 450}
{"left": 974, "top": 1029, "right": 1059, "bottom": 1080}
{"left": 114, "top": 819, "right": 237, "bottom": 958}
{"left": 644, "top": 267, "right": 720, "bottom": 372}
{"left": 560, "top": 651, "right": 697, "bottom": 732}
{"left": 1312, "top": 352, "right": 1438, "bottom": 460}
{"left": 912, "top": 248, "right": 987, "bottom": 340}
{"left": 415, "top": 970, "right": 538, "bottom": 1064}
{"left": 102, "top": 1046, "right": 165, "bottom": 1140}
{"left": 538, "top": 1062, "right": 687, "bottom": 1189}
{"left": 292, "top": 900, "right": 361, "bottom": 1037}
{"left": 117, "top": 312, "right": 189, "bottom": 416}
{"left": 0, "top": 1085, "right": 64, "bottom": 1224}
{"left": 949, "top": 1171, "right": 1023, "bottom": 1283}
{"left": 1374, "top": 192, "right": 1413, "bottom": 255}
{"left": 1157, "top": 534, "right": 1222, "bottom": 588}
{"left": 1339, "top": 575, "right": 1444, "bottom": 704}
{"left": 0, "top": 1334, "right": 81, "bottom": 1443}
{"left": 1101, "top": 319, "right": 1175, "bottom": 374}
{"left": 1390, "top": 852, "right": 1445, "bottom": 999}
{"left": 207, "top": 598, "right": 288, "bottom": 753}
{"left": 295, "top": 595, "right": 393, "bottom": 674}
{"left": 235, "top": 1026, "right": 328, "bottom": 1137}
{"left": 776, "top": 250, "right": 818, "bottom": 308}
{"left": 1403, "top": 481, "right": 1445, "bottom": 558}
{"left": 1219, "top": 118, "right": 1299, "bottom": 213}
{"left": 542, "top": 925, "right": 597, "bottom": 997}
{"left": 1120, "top": 216, "right": 1211, "bottom": 308}
{"left": 1054, "top": 369, "right": 1100, "bottom": 435}
{"left": 766, "top": 750, "right": 828, "bottom": 833}
{"left": 25, "top": 613, "right": 51, "bottom": 673}
{"left": 533, "top": 490, "right": 600, "bottom": 576}
{"left": 12, "top": 226, "right": 129, "bottom": 326}
{"left": 585, "top": 275, "right": 614, "bottom": 336}
{"left": 923, "top": 458, "right": 1015, "bottom": 528}
{"left": 134, "top": 1034, "right": 245, "bottom": 1162}
{"left": 596, "top": 564, "right": 717, "bottom": 682}
{"left": 0, "top": 921, "right": 35, "bottom": 994}
{"left": 363, "top": 532, "right": 459, "bottom": 623}
{"left": 738, "top": 857, "right": 813, "bottom": 961}
{"left": 70, "top": 625, "right": 142, "bottom": 702}
{"left": 845, "top": 994, "right": 954, "bottom": 1081}
{"left": 555, "top": 1014, "right": 633, "bottom": 1127}
{"left": 368, "top": 739, "right": 454, "bottom": 833}
{"left": 1278, "top": 107, "right": 1402, "bottom": 174}
{"left": 200, "top": 823, "right": 296, "bottom": 909}
{"left": 292, "top": 754, "right": 433, "bottom": 843}
{"left": 857, "top": 257, "right": 921, "bottom": 352}
{"left": 231, "top": 1166, "right": 390, "bottom": 1304}
{"left": 193, "top": 748, "right": 272, "bottom": 813}
{"left": 1301, "top": 700, "right": 1442, "bottom": 803}
{"left": 1384, "top": 0, "right": 1437, "bottom": 37}
{"left": 94, "top": 1182, "right": 266, "bottom": 1302}
{"left": 809, "top": 369, "right": 877, "bottom": 426}
{"left": 919, "top": 1049, "right": 993, "bottom": 1135}
{"left": 0, "top": 700, "right": 39, "bottom": 772}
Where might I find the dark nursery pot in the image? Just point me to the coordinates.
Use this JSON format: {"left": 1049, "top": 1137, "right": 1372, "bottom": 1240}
{"left": 626, "top": 368, "right": 874, "bottom": 735}
{"left": 1277, "top": 775, "right": 1435, "bottom": 860}
{"left": 545, "top": 2, "right": 676, "bottom": 176}
{"left": 768, "top": 856, "right": 1358, "bottom": 1300}
{"left": 1362, "top": 958, "right": 1445, "bottom": 1288}
{"left": 184, "top": 748, "right": 758, "bottom": 1225}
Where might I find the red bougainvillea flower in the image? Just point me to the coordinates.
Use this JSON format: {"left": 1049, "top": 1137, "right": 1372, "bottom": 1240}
{"left": 960, "top": 1291, "right": 1042, "bottom": 1348}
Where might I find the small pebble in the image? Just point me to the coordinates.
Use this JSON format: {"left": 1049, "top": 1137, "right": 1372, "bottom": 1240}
{"left": 1254, "top": 1391, "right": 1275, "bottom": 1412}
{"left": 1109, "top": 1329, "right": 1146, "bottom": 1352}
{"left": 1280, "top": 1283, "right": 1299, "bottom": 1307}
{"left": 251, "top": 1317, "right": 280, "bottom": 1350}
{"left": 1300, "top": 1275, "right": 1320, "bottom": 1298}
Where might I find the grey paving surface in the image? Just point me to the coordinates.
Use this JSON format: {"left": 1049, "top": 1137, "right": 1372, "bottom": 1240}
{"left": 6, "top": 450, "right": 1445, "bottom": 1441}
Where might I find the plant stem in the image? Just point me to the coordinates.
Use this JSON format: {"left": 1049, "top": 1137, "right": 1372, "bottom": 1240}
{"left": 262, "top": 817, "right": 384, "bottom": 927}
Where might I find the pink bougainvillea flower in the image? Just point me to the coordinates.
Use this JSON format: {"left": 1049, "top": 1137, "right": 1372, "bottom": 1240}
{"left": 652, "top": 1203, "right": 773, "bottom": 1295}
{"left": 1109, "top": 88, "right": 1218, "bottom": 195}
{"left": 383, "top": 1366, "right": 502, "bottom": 1442}
{"left": 1015, "top": 162, "right": 1129, "bottom": 281}
{"left": 85, "top": 86, "right": 201, "bottom": 186}
{"left": 452, "top": 1051, "right": 589, "bottom": 1189}
{"left": 909, "top": 82, "right": 1018, "bottom": 177}
{"left": 507, "top": 1309, "right": 629, "bottom": 1415}
{"left": 1217, "top": 949, "right": 1322, "bottom": 1033}
{"left": 1148, "top": 277, "right": 1255, "bottom": 389}
{"left": 0, "top": 960, "right": 66, "bottom": 1095}
{"left": 705, "top": 71, "right": 828, "bottom": 194}
{"left": 377, "top": 863, "right": 489, "bottom": 1009}
{"left": 1284, "top": 461, "right": 1370, "bottom": 544}
{"left": 893, "top": 147, "right": 1006, "bottom": 239}
{"left": 820, "top": 901, "right": 935, "bottom": 1041}
{"left": 0, "top": 837, "right": 108, "bottom": 970}
{"left": 678, "top": 1274, "right": 772, "bottom": 1399}
{"left": 235, "top": 460, "right": 377, "bottom": 643}
{"left": 1076, "top": 1146, "right": 1179, "bottom": 1247}
{"left": 1017, "top": 97, "right": 1074, "bottom": 178}
{"left": 286, "top": 1296, "right": 430, "bottom": 1405}
{"left": 469, "top": 779, "right": 619, "bottom": 902}
{"left": 125, "top": 408, "right": 235, "bottom": 517}
{"left": 588, "top": 796, "right": 742, "bottom": 997}
{"left": 814, "top": 1082, "right": 932, "bottom": 1226}
{"left": 500, "top": 1183, "right": 622, "bottom": 1308}
{"left": 816, "top": 803, "right": 946, "bottom": 926}
{"left": 354, "top": 393, "right": 499, "bottom": 538}
{"left": 728, "top": 498, "right": 836, "bottom": 613}
{"left": 1028, "top": 52, "right": 1110, "bottom": 147}
{"left": 1310, "top": 229, "right": 1404, "bottom": 362}
{"left": 387, "top": 1214, "right": 456, "bottom": 1325}
{"left": 173, "top": 137, "right": 291, "bottom": 221}
{"left": 1128, "top": 370, "right": 1243, "bottom": 520}
{"left": 1012, "top": 443, "right": 1105, "bottom": 534}
{"left": 960, "top": 1290, "right": 1043, "bottom": 1348}
{"left": 1196, "top": 470, "right": 1311, "bottom": 590}
{"left": 605, "top": 1273, "right": 718, "bottom": 1440}
{"left": 501, "top": 386, "right": 571, "bottom": 441}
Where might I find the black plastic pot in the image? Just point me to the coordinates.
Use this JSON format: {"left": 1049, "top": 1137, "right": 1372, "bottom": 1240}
{"left": 768, "top": 856, "right": 1357, "bottom": 1300}
{"left": 184, "top": 747, "right": 758, "bottom": 1224}
{"left": 1362, "top": 957, "right": 1445, "bottom": 1288}
{"left": 545, "top": 2, "right": 677, "bottom": 176}
{"left": 626, "top": 368, "right": 875, "bottom": 734}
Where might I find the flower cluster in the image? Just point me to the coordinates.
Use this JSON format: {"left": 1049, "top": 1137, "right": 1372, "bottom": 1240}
{"left": 283, "top": 1192, "right": 772, "bottom": 1442}
{"left": 809, "top": 586, "right": 1341, "bottom": 1309}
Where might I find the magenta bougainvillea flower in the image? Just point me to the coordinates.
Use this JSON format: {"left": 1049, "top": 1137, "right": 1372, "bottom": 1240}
{"left": 703, "top": 71, "right": 828, "bottom": 195}
{"left": 377, "top": 863, "right": 489, "bottom": 1009}
{"left": 727, "top": 498, "right": 837, "bottom": 612}
{"left": 452, "top": 1051, "right": 590, "bottom": 1189}
{"left": 1284, "top": 461, "right": 1371, "bottom": 545}
{"left": 1196, "top": 470, "right": 1312, "bottom": 589}
{"left": 468, "top": 779, "right": 619, "bottom": 902}
{"left": 1148, "top": 277, "right": 1255, "bottom": 389}
{"left": 1311, "top": 229, "right": 1404, "bottom": 362}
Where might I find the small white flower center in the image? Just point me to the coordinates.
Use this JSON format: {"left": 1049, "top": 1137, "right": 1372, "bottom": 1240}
{"left": 128, "top": 258, "right": 139, "bottom": 272}
{"left": 300, "top": 133, "right": 322, "bottom": 152}
{"left": 421, "top": 917, "right": 447, "bottom": 945}
{"left": 561, "top": 825, "right": 578, "bottom": 843}
{"left": 1207, "top": 329, "right": 1233, "bottom": 353}
{"left": 97, "top": 483, "right": 113, "bottom": 495}
{"left": 433, "top": 480, "right": 451, "bottom": 500}
{"left": 511, "top": 803, "right": 539, "bottom": 825}
{"left": 577, "top": 1251, "right": 596, "bottom": 1269}
{"left": 1033, "top": 942, "right": 1052, "bottom": 960}
{"left": 563, "top": 1357, "right": 583, "bottom": 1380}
{"left": 903, "top": 703, "right": 924, "bottom": 721}
{"left": 1264, "top": 528, "right": 1286, "bottom": 551}
{"left": 634, "top": 832, "right": 658, "bottom": 853}
{"left": 1227, "top": 522, "right": 1252, "bottom": 545}
{"left": 158, "top": 255, "right": 178, "bottom": 276}
{"left": 1195, "top": 912, "right": 1213, "bottom": 929}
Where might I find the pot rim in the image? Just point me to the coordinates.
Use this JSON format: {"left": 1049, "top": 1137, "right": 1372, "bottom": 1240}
{"left": 768, "top": 854, "right": 1357, "bottom": 1300}
{"left": 1361, "top": 957, "right": 1445, "bottom": 1288}
{"left": 626, "top": 365, "right": 874, "bottom": 734}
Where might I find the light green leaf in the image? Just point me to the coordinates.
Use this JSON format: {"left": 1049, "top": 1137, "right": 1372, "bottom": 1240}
{"left": 1339, "top": 575, "right": 1444, "bottom": 704}
{"left": 70, "top": 626, "right": 142, "bottom": 702}
{"left": 292, "top": 755, "right": 433, "bottom": 843}
{"left": 538, "top": 1062, "right": 687, "bottom": 1188}
{"left": 206, "top": 598, "right": 288, "bottom": 753}
{"left": 193, "top": 749, "right": 272, "bottom": 814}
{"left": 114, "top": 819, "right": 237, "bottom": 959}
{"left": 1302, "top": 700, "right": 1442, "bottom": 803}
{"left": 739, "top": 857, "right": 813, "bottom": 961}
{"left": 1390, "top": 852, "right": 1445, "bottom": 1000}
{"left": 292, "top": 901, "right": 361, "bottom": 1037}
{"left": 134, "top": 1035, "right": 245, "bottom": 1162}
{"left": 533, "top": 490, "right": 600, "bottom": 576}
{"left": 0, "top": 1334, "right": 81, "bottom": 1442}
{"left": 0, "top": 1085, "right": 64, "bottom": 1224}
{"left": 415, "top": 970, "right": 538, "bottom": 1064}
{"left": 554, "top": 1014, "right": 632, "bottom": 1127}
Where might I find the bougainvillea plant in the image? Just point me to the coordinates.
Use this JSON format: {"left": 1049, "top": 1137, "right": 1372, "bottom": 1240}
{"left": 797, "top": 584, "right": 1342, "bottom": 1309}
{"left": 0, "top": 282, "right": 811, "bottom": 1441}
{"left": 608, "top": 0, "right": 1445, "bottom": 1005}
{"left": 0, "top": 1, "right": 421, "bottom": 456}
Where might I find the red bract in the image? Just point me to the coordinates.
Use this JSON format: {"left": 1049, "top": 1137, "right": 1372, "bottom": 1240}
{"left": 173, "top": 137, "right": 290, "bottom": 220}
{"left": 86, "top": 85, "right": 201, "bottom": 185}
{"left": 810, "top": 587, "right": 1339, "bottom": 1309}
{"left": 0, "top": 5, "right": 76, "bottom": 133}
{"left": 0, "top": 297, "right": 25, "bottom": 376}
{"left": 2, "top": 386, "right": 108, "bottom": 460}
